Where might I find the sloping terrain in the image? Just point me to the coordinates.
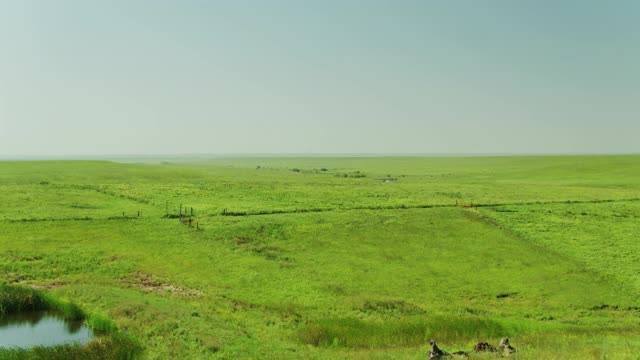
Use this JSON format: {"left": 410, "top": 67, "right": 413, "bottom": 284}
{"left": 0, "top": 156, "right": 639, "bottom": 359}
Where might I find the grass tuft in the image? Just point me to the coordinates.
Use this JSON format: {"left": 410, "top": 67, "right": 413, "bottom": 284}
{"left": 298, "top": 315, "right": 519, "bottom": 348}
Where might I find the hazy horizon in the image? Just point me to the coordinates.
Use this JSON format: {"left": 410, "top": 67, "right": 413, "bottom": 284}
{"left": 1, "top": 1, "right": 638, "bottom": 156}
{"left": 2, "top": 152, "right": 639, "bottom": 162}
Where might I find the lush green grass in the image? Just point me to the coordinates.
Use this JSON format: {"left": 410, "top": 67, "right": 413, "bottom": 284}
{"left": 298, "top": 316, "right": 518, "bottom": 348}
{"left": 477, "top": 201, "right": 640, "bottom": 296}
{"left": 0, "top": 284, "right": 50, "bottom": 315}
{"left": 0, "top": 156, "right": 639, "bottom": 359}
{"left": 0, "top": 332, "right": 141, "bottom": 360}
{"left": 2, "top": 156, "right": 640, "bottom": 218}
{"left": 0, "top": 184, "right": 154, "bottom": 221}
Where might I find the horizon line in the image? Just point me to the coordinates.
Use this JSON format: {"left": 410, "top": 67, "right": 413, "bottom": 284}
{"left": 1, "top": 152, "right": 639, "bottom": 161}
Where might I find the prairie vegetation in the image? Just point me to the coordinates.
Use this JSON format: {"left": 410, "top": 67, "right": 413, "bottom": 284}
{"left": 0, "top": 156, "right": 639, "bottom": 359}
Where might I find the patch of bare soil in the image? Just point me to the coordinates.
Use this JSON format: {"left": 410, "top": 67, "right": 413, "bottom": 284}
{"left": 26, "top": 281, "right": 66, "bottom": 290}
{"left": 128, "top": 271, "right": 202, "bottom": 297}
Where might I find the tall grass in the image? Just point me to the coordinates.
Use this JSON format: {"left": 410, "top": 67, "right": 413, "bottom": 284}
{"left": 0, "top": 332, "right": 142, "bottom": 360}
{"left": 298, "top": 315, "right": 521, "bottom": 348}
{"left": 0, "top": 283, "right": 83, "bottom": 321}
{"left": 0, "top": 283, "right": 50, "bottom": 315}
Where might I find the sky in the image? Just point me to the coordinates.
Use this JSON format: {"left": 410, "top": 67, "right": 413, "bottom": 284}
{"left": 0, "top": 1, "right": 638, "bottom": 157}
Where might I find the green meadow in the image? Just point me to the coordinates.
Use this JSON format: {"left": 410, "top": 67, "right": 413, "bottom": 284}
{"left": 0, "top": 156, "right": 639, "bottom": 359}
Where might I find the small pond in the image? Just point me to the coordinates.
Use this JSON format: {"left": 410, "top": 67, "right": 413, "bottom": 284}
{"left": 0, "top": 311, "right": 94, "bottom": 348}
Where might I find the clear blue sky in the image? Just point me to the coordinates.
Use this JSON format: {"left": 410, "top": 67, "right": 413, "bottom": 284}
{"left": 0, "top": 1, "right": 638, "bottom": 156}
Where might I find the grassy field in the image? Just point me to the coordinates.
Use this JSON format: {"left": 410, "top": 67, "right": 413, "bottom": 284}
{"left": 0, "top": 156, "right": 639, "bottom": 359}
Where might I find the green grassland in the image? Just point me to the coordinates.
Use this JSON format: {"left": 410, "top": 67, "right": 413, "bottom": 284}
{"left": 0, "top": 156, "right": 639, "bottom": 359}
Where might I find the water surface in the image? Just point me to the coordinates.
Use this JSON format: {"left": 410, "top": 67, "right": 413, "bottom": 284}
{"left": 0, "top": 311, "right": 93, "bottom": 348}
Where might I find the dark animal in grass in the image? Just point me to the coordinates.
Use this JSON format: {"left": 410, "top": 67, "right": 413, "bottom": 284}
{"left": 428, "top": 341, "right": 468, "bottom": 359}
{"left": 499, "top": 337, "right": 516, "bottom": 354}
{"left": 428, "top": 340, "right": 448, "bottom": 359}
{"left": 473, "top": 342, "right": 497, "bottom": 352}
